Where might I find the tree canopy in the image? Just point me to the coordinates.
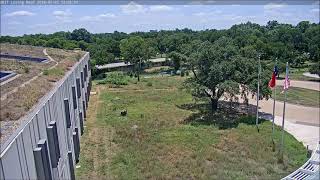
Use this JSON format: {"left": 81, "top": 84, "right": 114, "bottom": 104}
{"left": 183, "top": 37, "right": 270, "bottom": 112}
{"left": 120, "top": 36, "right": 148, "bottom": 81}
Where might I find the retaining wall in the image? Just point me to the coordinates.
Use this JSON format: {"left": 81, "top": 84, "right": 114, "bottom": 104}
{"left": 0, "top": 52, "right": 92, "bottom": 180}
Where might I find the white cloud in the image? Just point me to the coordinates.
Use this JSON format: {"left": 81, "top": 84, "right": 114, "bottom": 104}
{"left": 193, "top": 12, "right": 206, "bottom": 16}
{"left": 121, "top": 1, "right": 146, "bottom": 14}
{"left": 4, "top": 11, "right": 35, "bottom": 17}
{"left": 53, "top": 10, "right": 72, "bottom": 18}
{"left": 31, "top": 22, "right": 56, "bottom": 28}
{"left": 149, "top": 5, "right": 173, "bottom": 12}
{"left": 8, "top": 21, "right": 21, "bottom": 25}
{"left": 80, "top": 13, "right": 116, "bottom": 22}
{"left": 192, "top": 10, "right": 222, "bottom": 16}
{"left": 264, "top": 3, "right": 286, "bottom": 10}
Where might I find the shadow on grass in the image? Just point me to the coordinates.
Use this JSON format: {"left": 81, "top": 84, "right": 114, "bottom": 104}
{"left": 177, "top": 100, "right": 267, "bottom": 129}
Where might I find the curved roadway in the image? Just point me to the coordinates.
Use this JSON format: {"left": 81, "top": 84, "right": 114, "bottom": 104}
{"left": 254, "top": 80, "right": 319, "bottom": 150}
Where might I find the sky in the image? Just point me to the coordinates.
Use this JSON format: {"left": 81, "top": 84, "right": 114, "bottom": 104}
{"left": 1, "top": 1, "right": 319, "bottom": 36}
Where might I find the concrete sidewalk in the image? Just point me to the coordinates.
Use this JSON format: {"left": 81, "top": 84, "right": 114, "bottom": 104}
{"left": 245, "top": 79, "right": 320, "bottom": 150}
{"left": 261, "top": 114, "right": 320, "bottom": 150}
{"left": 253, "top": 97, "right": 320, "bottom": 126}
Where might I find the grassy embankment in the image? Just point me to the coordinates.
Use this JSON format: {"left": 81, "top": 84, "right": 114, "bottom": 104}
{"left": 76, "top": 74, "right": 307, "bottom": 180}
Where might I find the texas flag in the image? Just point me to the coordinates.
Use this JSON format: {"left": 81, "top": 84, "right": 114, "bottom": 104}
{"left": 268, "top": 65, "right": 278, "bottom": 88}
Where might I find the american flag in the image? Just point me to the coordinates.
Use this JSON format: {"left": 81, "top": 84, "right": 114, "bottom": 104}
{"left": 283, "top": 62, "right": 290, "bottom": 90}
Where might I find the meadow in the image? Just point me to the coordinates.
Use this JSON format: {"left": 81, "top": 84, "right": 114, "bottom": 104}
{"left": 76, "top": 75, "right": 307, "bottom": 180}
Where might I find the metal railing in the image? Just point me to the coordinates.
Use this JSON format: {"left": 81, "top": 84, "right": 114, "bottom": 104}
{"left": 283, "top": 142, "right": 320, "bottom": 180}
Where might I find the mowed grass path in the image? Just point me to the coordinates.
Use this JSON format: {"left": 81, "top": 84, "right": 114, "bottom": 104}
{"left": 76, "top": 76, "right": 306, "bottom": 180}
{"left": 274, "top": 86, "right": 319, "bottom": 107}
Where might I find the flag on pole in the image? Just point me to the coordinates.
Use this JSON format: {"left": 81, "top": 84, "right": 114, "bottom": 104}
{"left": 268, "top": 65, "right": 278, "bottom": 88}
{"left": 269, "top": 64, "right": 278, "bottom": 146}
{"left": 280, "top": 62, "right": 290, "bottom": 155}
{"left": 283, "top": 62, "right": 290, "bottom": 90}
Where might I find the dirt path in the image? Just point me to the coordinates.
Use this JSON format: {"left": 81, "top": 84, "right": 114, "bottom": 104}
{"left": 77, "top": 86, "right": 118, "bottom": 179}
{"left": 277, "top": 80, "right": 319, "bottom": 91}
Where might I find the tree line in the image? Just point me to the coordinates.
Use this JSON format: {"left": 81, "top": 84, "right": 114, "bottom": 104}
{"left": 1, "top": 21, "right": 319, "bottom": 67}
{"left": 1, "top": 20, "right": 319, "bottom": 112}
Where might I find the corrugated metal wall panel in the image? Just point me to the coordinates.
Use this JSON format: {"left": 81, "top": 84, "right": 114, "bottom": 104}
{"left": 1, "top": 53, "right": 91, "bottom": 180}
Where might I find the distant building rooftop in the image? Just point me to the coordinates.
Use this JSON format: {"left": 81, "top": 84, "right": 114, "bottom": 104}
{"left": 96, "top": 58, "right": 167, "bottom": 70}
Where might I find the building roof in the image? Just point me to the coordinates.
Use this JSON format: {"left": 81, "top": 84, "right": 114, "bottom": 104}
{"left": 96, "top": 58, "right": 167, "bottom": 70}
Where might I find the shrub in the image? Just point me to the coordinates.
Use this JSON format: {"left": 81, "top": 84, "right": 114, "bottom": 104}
{"left": 310, "top": 62, "right": 320, "bottom": 76}
{"left": 43, "top": 68, "right": 64, "bottom": 76}
{"left": 97, "top": 72, "right": 130, "bottom": 86}
{"left": 43, "top": 69, "right": 49, "bottom": 75}
{"left": 146, "top": 82, "right": 153, "bottom": 86}
{"left": 23, "top": 66, "right": 30, "bottom": 73}
{"left": 180, "top": 70, "right": 185, "bottom": 77}
{"left": 185, "top": 71, "right": 189, "bottom": 76}
{"left": 237, "top": 115, "right": 265, "bottom": 125}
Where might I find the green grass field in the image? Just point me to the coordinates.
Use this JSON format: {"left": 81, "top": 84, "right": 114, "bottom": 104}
{"left": 274, "top": 86, "right": 320, "bottom": 107}
{"left": 76, "top": 76, "right": 307, "bottom": 180}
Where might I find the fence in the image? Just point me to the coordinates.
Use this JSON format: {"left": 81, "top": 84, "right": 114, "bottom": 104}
{"left": 0, "top": 52, "right": 91, "bottom": 180}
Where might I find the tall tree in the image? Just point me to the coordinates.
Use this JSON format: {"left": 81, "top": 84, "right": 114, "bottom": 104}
{"left": 70, "top": 28, "right": 92, "bottom": 43}
{"left": 185, "top": 37, "right": 270, "bottom": 113}
{"left": 120, "top": 36, "right": 148, "bottom": 81}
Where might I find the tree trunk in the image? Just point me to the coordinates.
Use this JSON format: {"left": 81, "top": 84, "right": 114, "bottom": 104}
{"left": 211, "top": 98, "right": 218, "bottom": 113}
{"left": 138, "top": 59, "right": 141, "bottom": 81}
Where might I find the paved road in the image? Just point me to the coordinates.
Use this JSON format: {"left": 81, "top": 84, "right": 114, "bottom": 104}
{"left": 248, "top": 80, "right": 320, "bottom": 150}
{"left": 260, "top": 114, "right": 319, "bottom": 151}
{"left": 303, "top": 72, "right": 320, "bottom": 79}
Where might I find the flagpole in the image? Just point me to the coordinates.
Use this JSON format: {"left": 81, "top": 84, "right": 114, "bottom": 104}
{"left": 272, "top": 87, "right": 276, "bottom": 138}
{"left": 280, "top": 62, "right": 289, "bottom": 155}
{"left": 256, "top": 54, "right": 261, "bottom": 132}
{"left": 272, "top": 59, "right": 277, "bottom": 142}
{"left": 280, "top": 87, "right": 287, "bottom": 154}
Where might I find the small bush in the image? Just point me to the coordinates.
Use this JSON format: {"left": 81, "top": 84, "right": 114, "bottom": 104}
{"left": 237, "top": 115, "right": 265, "bottom": 125}
{"left": 180, "top": 71, "right": 185, "bottom": 77}
{"left": 97, "top": 72, "right": 130, "bottom": 86}
{"left": 43, "top": 68, "right": 64, "bottom": 76}
{"left": 95, "top": 73, "right": 106, "bottom": 80}
{"left": 146, "top": 82, "right": 153, "bottom": 86}
{"left": 185, "top": 71, "right": 189, "bottom": 76}
{"left": 43, "top": 69, "right": 49, "bottom": 75}
{"left": 23, "top": 66, "right": 30, "bottom": 73}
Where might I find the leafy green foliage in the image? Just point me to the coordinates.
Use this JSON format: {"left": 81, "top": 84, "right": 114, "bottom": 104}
{"left": 184, "top": 37, "right": 271, "bottom": 112}
{"left": 168, "top": 51, "right": 186, "bottom": 71}
{"left": 120, "top": 36, "right": 150, "bottom": 81}
{"left": 77, "top": 76, "right": 307, "bottom": 180}
{"left": 0, "top": 21, "right": 319, "bottom": 78}
{"left": 309, "top": 62, "right": 320, "bottom": 76}
{"left": 97, "top": 72, "right": 130, "bottom": 86}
